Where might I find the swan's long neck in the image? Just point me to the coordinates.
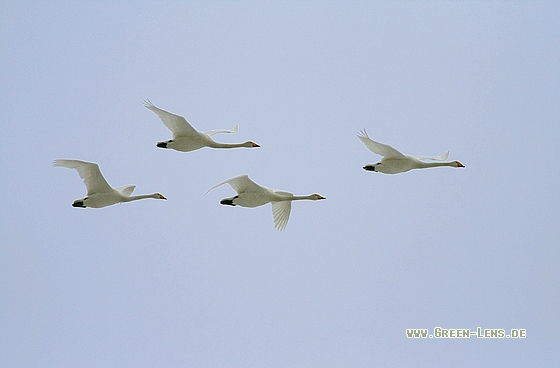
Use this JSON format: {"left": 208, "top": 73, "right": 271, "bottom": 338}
{"left": 208, "top": 141, "right": 248, "bottom": 149}
{"left": 417, "top": 161, "right": 456, "bottom": 169}
{"left": 280, "top": 194, "right": 317, "bottom": 201}
{"left": 123, "top": 194, "right": 158, "bottom": 202}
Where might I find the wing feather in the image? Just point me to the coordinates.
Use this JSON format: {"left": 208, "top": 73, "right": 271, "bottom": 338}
{"left": 412, "top": 150, "right": 450, "bottom": 161}
{"left": 143, "top": 99, "right": 199, "bottom": 137}
{"left": 271, "top": 201, "right": 292, "bottom": 231}
{"left": 53, "top": 159, "right": 113, "bottom": 195}
{"left": 357, "top": 129, "right": 406, "bottom": 159}
{"left": 205, "top": 174, "right": 264, "bottom": 195}
{"left": 204, "top": 125, "right": 239, "bottom": 137}
{"left": 114, "top": 185, "right": 136, "bottom": 196}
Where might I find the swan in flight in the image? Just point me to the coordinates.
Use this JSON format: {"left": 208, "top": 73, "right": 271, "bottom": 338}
{"left": 54, "top": 159, "right": 166, "bottom": 208}
{"left": 205, "top": 174, "right": 325, "bottom": 230}
{"left": 143, "top": 99, "right": 260, "bottom": 152}
{"left": 357, "top": 129, "right": 465, "bottom": 174}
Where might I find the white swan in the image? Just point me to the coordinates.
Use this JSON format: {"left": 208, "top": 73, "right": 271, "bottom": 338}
{"left": 54, "top": 159, "right": 166, "bottom": 208}
{"left": 143, "top": 99, "right": 260, "bottom": 152}
{"left": 205, "top": 174, "right": 325, "bottom": 230}
{"left": 357, "top": 129, "right": 464, "bottom": 174}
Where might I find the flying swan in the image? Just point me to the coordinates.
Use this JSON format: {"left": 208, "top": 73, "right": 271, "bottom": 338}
{"left": 54, "top": 159, "right": 166, "bottom": 208}
{"left": 205, "top": 174, "right": 325, "bottom": 230}
{"left": 357, "top": 129, "right": 465, "bottom": 174}
{"left": 143, "top": 99, "right": 260, "bottom": 152}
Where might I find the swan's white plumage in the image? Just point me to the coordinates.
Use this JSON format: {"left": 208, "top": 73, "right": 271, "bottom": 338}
{"left": 357, "top": 130, "right": 406, "bottom": 160}
{"left": 54, "top": 159, "right": 112, "bottom": 195}
{"left": 143, "top": 99, "right": 199, "bottom": 137}
{"left": 54, "top": 159, "right": 166, "bottom": 208}
{"left": 413, "top": 150, "right": 450, "bottom": 161}
{"left": 114, "top": 185, "right": 136, "bottom": 196}
{"left": 357, "top": 129, "right": 464, "bottom": 174}
{"left": 271, "top": 193, "right": 293, "bottom": 231}
{"left": 205, "top": 175, "right": 324, "bottom": 230}
{"left": 205, "top": 174, "right": 263, "bottom": 197}
{"left": 205, "top": 125, "right": 239, "bottom": 137}
{"left": 143, "top": 99, "right": 259, "bottom": 152}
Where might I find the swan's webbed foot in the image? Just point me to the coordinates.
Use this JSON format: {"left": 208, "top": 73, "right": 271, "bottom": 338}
{"left": 220, "top": 196, "right": 238, "bottom": 206}
{"left": 363, "top": 165, "right": 377, "bottom": 172}
{"left": 72, "top": 201, "right": 86, "bottom": 208}
{"left": 156, "top": 142, "right": 168, "bottom": 148}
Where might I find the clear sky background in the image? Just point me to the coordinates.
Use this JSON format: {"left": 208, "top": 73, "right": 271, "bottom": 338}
{"left": 1, "top": 1, "right": 559, "bottom": 366}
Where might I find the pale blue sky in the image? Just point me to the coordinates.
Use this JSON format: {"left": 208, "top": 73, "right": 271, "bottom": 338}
{"left": 1, "top": 1, "right": 559, "bottom": 366}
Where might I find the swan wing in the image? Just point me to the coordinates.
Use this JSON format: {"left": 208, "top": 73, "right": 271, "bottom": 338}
{"left": 357, "top": 129, "right": 406, "bottom": 159}
{"left": 114, "top": 185, "right": 136, "bottom": 196}
{"left": 205, "top": 174, "right": 265, "bottom": 195}
{"left": 271, "top": 198, "right": 292, "bottom": 231}
{"left": 143, "top": 99, "right": 198, "bottom": 137}
{"left": 53, "top": 159, "right": 113, "bottom": 195}
{"left": 412, "top": 150, "right": 450, "bottom": 161}
{"left": 204, "top": 124, "right": 239, "bottom": 137}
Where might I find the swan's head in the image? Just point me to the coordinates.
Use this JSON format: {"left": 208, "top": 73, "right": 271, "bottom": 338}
{"left": 453, "top": 161, "right": 465, "bottom": 168}
{"left": 154, "top": 193, "right": 167, "bottom": 200}
{"left": 311, "top": 194, "right": 326, "bottom": 200}
{"left": 245, "top": 141, "right": 260, "bottom": 148}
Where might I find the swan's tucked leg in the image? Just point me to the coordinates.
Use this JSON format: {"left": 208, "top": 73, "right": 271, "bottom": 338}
{"left": 220, "top": 196, "right": 238, "bottom": 206}
{"left": 72, "top": 200, "right": 86, "bottom": 208}
{"left": 157, "top": 141, "right": 170, "bottom": 148}
{"left": 363, "top": 164, "right": 377, "bottom": 172}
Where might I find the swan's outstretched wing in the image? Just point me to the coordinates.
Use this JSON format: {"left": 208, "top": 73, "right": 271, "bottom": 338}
{"left": 412, "top": 150, "right": 450, "bottom": 161}
{"left": 143, "top": 99, "right": 199, "bottom": 137}
{"left": 357, "top": 129, "right": 406, "bottom": 159}
{"left": 205, "top": 174, "right": 264, "bottom": 195}
{"left": 53, "top": 159, "right": 113, "bottom": 195}
{"left": 114, "top": 185, "right": 136, "bottom": 196}
{"left": 204, "top": 125, "right": 239, "bottom": 137}
{"left": 271, "top": 191, "right": 293, "bottom": 231}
